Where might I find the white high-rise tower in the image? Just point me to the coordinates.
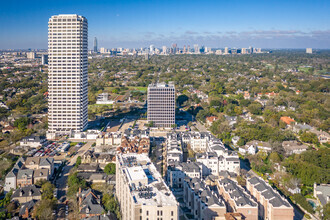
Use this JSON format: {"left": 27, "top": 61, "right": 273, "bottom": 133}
{"left": 47, "top": 14, "right": 88, "bottom": 139}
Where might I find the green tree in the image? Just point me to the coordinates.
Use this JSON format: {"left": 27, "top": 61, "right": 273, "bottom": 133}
{"left": 41, "top": 181, "right": 55, "bottom": 200}
{"left": 300, "top": 131, "right": 319, "bottom": 144}
{"left": 104, "top": 163, "right": 116, "bottom": 175}
{"left": 102, "top": 193, "right": 121, "bottom": 219}
{"left": 34, "top": 199, "right": 56, "bottom": 220}
{"left": 75, "top": 156, "right": 82, "bottom": 168}
{"left": 14, "top": 117, "right": 31, "bottom": 131}
{"left": 248, "top": 103, "right": 263, "bottom": 115}
{"left": 323, "top": 202, "right": 330, "bottom": 220}
{"left": 292, "top": 194, "right": 314, "bottom": 214}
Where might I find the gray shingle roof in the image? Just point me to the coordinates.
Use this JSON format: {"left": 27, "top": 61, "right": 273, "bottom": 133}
{"left": 17, "top": 169, "right": 34, "bottom": 179}
{"left": 12, "top": 185, "right": 41, "bottom": 199}
{"left": 19, "top": 199, "right": 37, "bottom": 216}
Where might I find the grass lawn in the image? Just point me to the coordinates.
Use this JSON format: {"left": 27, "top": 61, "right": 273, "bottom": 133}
{"left": 128, "top": 86, "right": 147, "bottom": 92}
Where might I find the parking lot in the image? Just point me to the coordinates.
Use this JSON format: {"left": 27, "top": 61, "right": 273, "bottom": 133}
{"left": 26, "top": 141, "right": 84, "bottom": 158}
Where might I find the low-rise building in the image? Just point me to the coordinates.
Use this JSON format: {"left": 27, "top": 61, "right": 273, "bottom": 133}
{"left": 117, "top": 136, "right": 150, "bottom": 155}
{"left": 190, "top": 132, "right": 210, "bottom": 152}
{"left": 19, "top": 199, "right": 38, "bottom": 219}
{"left": 167, "top": 161, "right": 202, "bottom": 190}
{"left": 166, "top": 133, "right": 183, "bottom": 166}
{"left": 206, "top": 116, "right": 218, "bottom": 127}
{"left": 77, "top": 164, "right": 99, "bottom": 173}
{"left": 78, "top": 188, "right": 105, "bottom": 219}
{"left": 184, "top": 177, "right": 226, "bottom": 220}
{"left": 310, "top": 130, "right": 330, "bottom": 144}
{"left": 116, "top": 153, "right": 178, "bottom": 220}
{"left": 4, "top": 157, "right": 25, "bottom": 192}
{"left": 20, "top": 136, "right": 47, "bottom": 148}
{"left": 218, "top": 178, "right": 258, "bottom": 220}
{"left": 313, "top": 183, "right": 330, "bottom": 206}
{"left": 246, "top": 177, "right": 294, "bottom": 220}
{"left": 17, "top": 169, "right": 34, "bottom": 187}
{"left": 96, "top": 132, "right": 122, "bottom": 146}
{"left": 282, "top": 141, "right": 308, "bottom": 155}
{"left": 11, "top": 185, "right": 41, "bottom": 203}
{"left": 245, "top": 141, "right": 272, "bottom": 153}
{"left": 33, "top": 168, "right": 49, "bottom": 184}
{"left": 239, "top": 144, "right": 257, "bottom": 155}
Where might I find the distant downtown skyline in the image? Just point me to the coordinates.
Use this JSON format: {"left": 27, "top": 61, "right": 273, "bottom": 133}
{"left": 1, "top": 0, "right": 330, "bottom": 49}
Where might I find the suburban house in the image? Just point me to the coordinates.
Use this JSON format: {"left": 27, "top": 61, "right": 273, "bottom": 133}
{"left": 282, "top": 141, "right": 308, "bottom": 155}
{"left": 314, "top": 183, "right": 330, "bottom": 206}
{"left": 20, "top": 135, "right": 47, "bottom": 148}
{"left": 19, "top": 200, "right": 38, "bottom": 219}
{"left": 206, "top": 116, "right": 218, "bottom": 127}
{"left": 78, "top": 188, "right": 105, "bottom": 219}
{"left": 16, "top": 169, "right": 34, "bottom": 187}
{"left": 11, "top": 185, "right": 42, "bottom": 203}
{"left": 239, "top": 144, "right": 257, "bottom": 155}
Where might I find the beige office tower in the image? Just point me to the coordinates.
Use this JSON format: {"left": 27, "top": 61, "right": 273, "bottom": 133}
{"left": 147, "top": 82, "right": 175, "bottom": 128}
{"left": 116, "top": 153, "right": 179, "bottom": 220}
{"left": 47, "top": 14, "right": 88, "bottom": 139}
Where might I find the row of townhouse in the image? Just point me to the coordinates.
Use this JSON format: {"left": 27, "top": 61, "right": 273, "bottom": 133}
{"left": 246, "top": 176, "right": 294, "bottom": 220}
{"left": 95, "top": 129, "right": 150, "bottom": 147}
{"left": 5, "top": 157, "right": 54, "bottom": 192}
{"left": 167, "top": 161, "right": 203, "bottom": 190}
{"left": 218, "top": 178, "right": 258, "bottom": 219}
{"left": 184, "top": 177, "right": 226, "bottom": 220}
{"left": 166, "top": 132, "right": 183, "bottom": 166}
{"left": 182, "top": 131, "right": 210, "bottom": 151}
{"left": 117, "top": 136, "right": 150, "bottom": 155}
{"left": 196, "top": 139, "right": 240, "bottom": 176}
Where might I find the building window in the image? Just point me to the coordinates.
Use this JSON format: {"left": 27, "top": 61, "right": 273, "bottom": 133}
{"left": 171, "top": 211, "right": 174, "bottom": 216}
{"left": 146, "top": 211, "right": 149, "bottom": 215}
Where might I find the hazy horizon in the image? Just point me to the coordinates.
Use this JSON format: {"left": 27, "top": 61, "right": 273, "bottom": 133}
{"left": 1, "top": 0, "right": 330, "bottom": 49}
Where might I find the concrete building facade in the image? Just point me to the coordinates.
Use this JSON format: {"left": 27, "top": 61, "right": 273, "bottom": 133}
{"left": 147, "top": 82, "right": 175, "bottom": 128}
{"left": 116, "top": 153, "right": 178, "bottom": 220}
{"left": 47, "top": 14, "right": 88, "bottom": 138}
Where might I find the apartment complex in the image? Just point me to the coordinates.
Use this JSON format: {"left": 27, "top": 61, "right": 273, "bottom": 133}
{"left": 147, "top": 82, "right": 175, "bottom": 128}
{"left": 47, "top": 14, "right": 88, "bottom": 139}
{"left": 116, "top": 153, "right": 178, "bottom": 220}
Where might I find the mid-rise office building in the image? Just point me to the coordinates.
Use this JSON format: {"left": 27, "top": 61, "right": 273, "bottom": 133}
{"left": 147, "top": 82, "right": 175, "bottom": 128}
{"left": 47, "top": 14, "right": 88, "bottom": 139}
{"left": 116, "top": 153, "right": 178, "bottom": 220}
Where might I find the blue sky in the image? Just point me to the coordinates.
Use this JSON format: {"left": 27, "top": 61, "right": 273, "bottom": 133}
{"left": 1, "top": 0, "right": 329, "bottom": 49}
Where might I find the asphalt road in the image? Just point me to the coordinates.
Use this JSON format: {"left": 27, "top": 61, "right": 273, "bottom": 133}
{"left": 55, "top": 141, "right": 93, "bottom": 219}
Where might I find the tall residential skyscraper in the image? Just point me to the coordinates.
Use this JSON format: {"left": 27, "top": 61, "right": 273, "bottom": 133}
{"left": 94, "top": 37, "right": 98, "bottom": 53}
{"left": 306, "top": 48, "right": 313, "bottom": 54}
{"left": 47, "top": 14, "right": 88, "bottom": 139}
{"left": 147, "top": 82, "right": 175, "bottom": 128}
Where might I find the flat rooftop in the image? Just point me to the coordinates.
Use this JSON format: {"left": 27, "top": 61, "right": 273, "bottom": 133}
{"left": 118, "top": 153, "right": 177, "bottom": 207}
